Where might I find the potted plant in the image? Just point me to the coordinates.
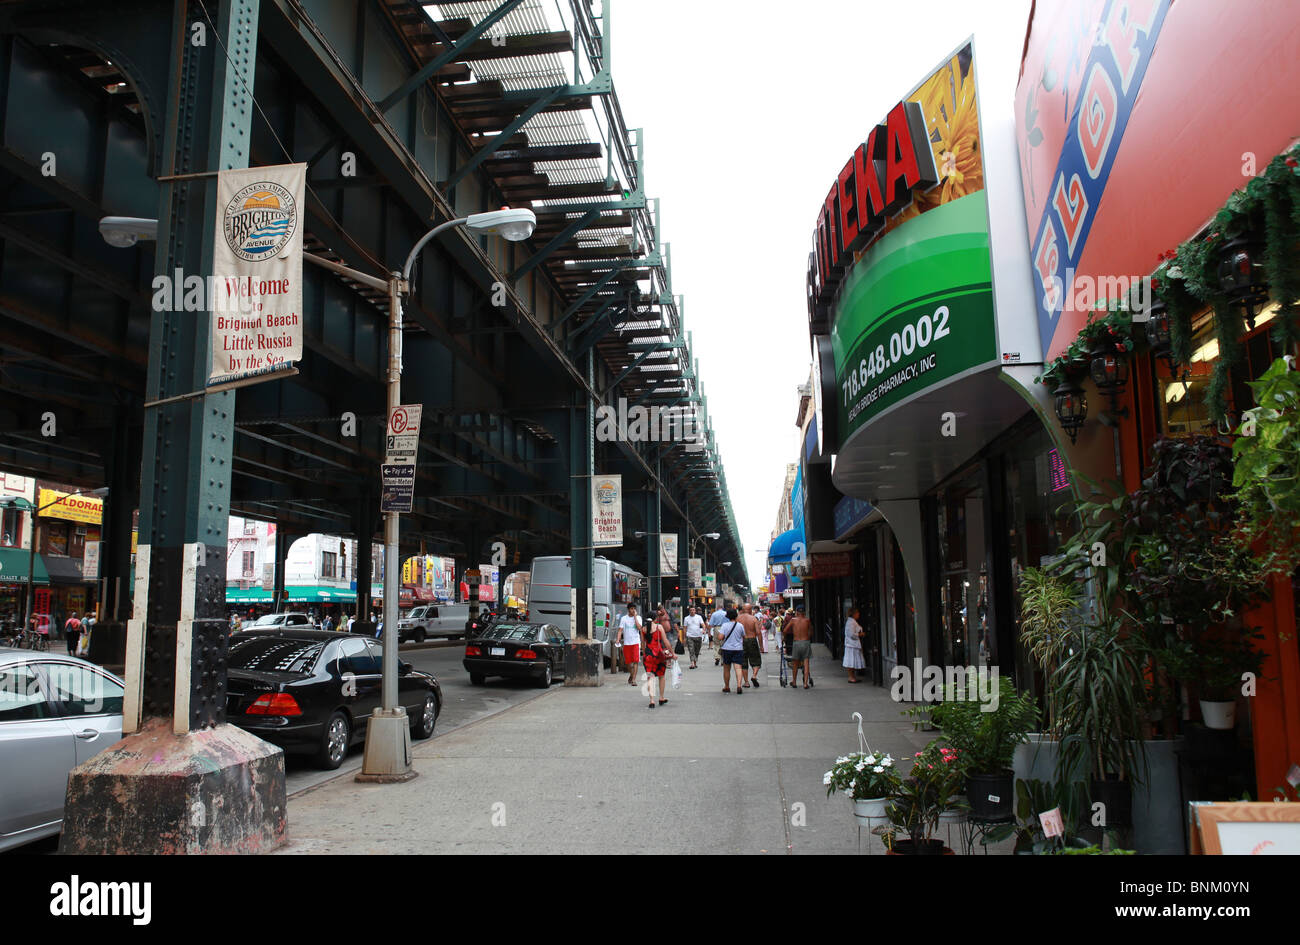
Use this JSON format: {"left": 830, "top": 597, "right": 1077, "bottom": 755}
{"left": 824, "top": 750, "right": 900, "bottom": 821}
{"left": 986, "top": 778, "right": 1096, "bottom": 854}
{"left": 876, "top": 742, "right": 965, "bottom": 855}
{"left": 929, "top": 674, "right": 1038, "bottom": 821}
{"left": 1157, "top": 630, "right": 1265, "bottom": 730}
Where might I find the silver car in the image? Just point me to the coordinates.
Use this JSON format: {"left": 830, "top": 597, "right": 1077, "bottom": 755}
{"left": 0, "top": 648, "right": 124, "bottom": 851}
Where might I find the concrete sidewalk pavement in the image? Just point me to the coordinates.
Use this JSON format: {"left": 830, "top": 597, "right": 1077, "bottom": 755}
{"left": 277, "top": 638, "right": 939, "bottom": 855}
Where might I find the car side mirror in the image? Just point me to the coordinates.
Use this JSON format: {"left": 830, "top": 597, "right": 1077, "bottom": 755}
{"left": 399, "top": 660, "right": 412, "bottom": 675}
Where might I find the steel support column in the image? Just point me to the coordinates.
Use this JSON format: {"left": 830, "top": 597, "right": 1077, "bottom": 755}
{"left": 569, "top": 349, "right": 593, "bottom": 638}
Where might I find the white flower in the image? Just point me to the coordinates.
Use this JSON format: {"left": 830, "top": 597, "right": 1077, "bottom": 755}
{"left": 873, "top": 766, "right": 885, "bottom": 774}
{"left": 855, "top": 762, "right": 867, "bottom": 772}
{"left": 823, "top": 772, "right": 832, "bottom": 785}
{"left": 1167, "top": 265, "right": 1183, "bottom": 280}
{"left": 882, "top": 758, "right": 893, "bottom": 767}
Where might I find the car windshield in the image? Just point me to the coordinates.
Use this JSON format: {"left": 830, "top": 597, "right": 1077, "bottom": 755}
{"left": 406, "top": 607, "right": 425, "bottom": 619}
{"left": 228, "top": 636, "right": 324, "bottom": 673}
{"left": 252, "top": 614, "right": 284, "bottom": 626}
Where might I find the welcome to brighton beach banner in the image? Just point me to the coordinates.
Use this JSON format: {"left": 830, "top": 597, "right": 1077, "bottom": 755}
{"left": 209, "top": 163, "right": 306, "bottom": 384}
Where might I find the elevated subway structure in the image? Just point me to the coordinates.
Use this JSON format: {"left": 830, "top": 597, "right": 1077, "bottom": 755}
{"left": 0, "top": 0, "right": 748, "bottom": 644}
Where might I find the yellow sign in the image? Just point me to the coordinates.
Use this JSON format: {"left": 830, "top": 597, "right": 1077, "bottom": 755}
{"left": 38, "top": 489, "right": 103, "bottom": 525}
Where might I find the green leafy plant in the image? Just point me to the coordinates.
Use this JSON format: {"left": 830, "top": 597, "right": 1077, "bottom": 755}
{"left": 1017, "top": 567, "right": 1081, "bottom": 736}
{"left": 1232, "top": 356, "right": 1300, "bottom": 576}
{"left": 985, "top": 778, "right": 1094, "bottom": 854}
{"left": 929, "top": 675, "right": 1038, "bottom": 776}
{"left": 1156, "top": 630, "right": 1265, "bottom": 702}
{"left": 875, "top": 742, "right": 966, "bottom": 852}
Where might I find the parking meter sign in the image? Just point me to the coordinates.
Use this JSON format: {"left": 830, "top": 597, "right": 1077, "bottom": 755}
{"left": 381, "top": 463, "right": 416, "bottom": 513}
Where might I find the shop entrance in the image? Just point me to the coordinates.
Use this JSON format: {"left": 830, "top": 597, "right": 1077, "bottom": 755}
{"left": 935, "top": 468, "right": 991, "bottom": 669}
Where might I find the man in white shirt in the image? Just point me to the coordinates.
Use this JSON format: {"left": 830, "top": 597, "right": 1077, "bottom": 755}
{"left": 617, "top": 604, "right": 643, "bottom": 686}
{"left": 682, "top": 605, "right": 706, "bottom": 669}
{"left": 708, "top": 603, "right": 727, "bottom": 665}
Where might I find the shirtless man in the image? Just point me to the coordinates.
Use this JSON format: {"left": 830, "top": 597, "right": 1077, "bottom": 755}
{"left": 736, "top": 603, "right": 762, "bottom": 688}
{"left": 787, "top": 606, "right": 814, "bottom": 689}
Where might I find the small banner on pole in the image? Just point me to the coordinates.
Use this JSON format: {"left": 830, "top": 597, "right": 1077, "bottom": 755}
{"left": 659, "top": 534, "right": 678, "bottom": 576}
{"left": 688, "top": 557, "right": 702, "bottom": 589}
{"left": 209, "top": 163, "right": 306, "bottom": 385}
{"left": 592, "top": 474, "right": 622, "bottom": 548}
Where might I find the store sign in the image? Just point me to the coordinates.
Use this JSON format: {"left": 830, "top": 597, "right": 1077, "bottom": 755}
{"left": 810, "top": 552, "right": 852, "bottom": 580}
{"left": 659, "top": 534, "right": 678, "bottom": 576}
{"left": 1020, "top": 1, "right": 1170, "bottom": 360}
{"left": 209, "top": 163, "right": 306, "bottom": 385}
{"left": 592, "top": 474, "right": 623, "bottom": 548}
{"left": 823, "top": 42, "right": 996, "bottom": 446}
{"left": 833, "top": 494, "right": 874, "bottom": 540}
{"left": 37, "top": 489, "right": 103, "bottom": 525}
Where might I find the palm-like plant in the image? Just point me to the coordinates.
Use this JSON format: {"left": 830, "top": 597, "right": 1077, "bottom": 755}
{"left": 1017, "top": 567, "right": 1080, "bottom": 736}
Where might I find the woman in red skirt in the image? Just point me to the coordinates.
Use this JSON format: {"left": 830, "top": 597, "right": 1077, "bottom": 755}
{"left": 643, "top": 617, "right": 673, "bottom": 709}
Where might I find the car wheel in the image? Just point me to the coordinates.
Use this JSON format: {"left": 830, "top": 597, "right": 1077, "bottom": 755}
{"left": 469, "top": 673, "right": 485, "bottom": 686}
{"left": 414, "top": 629, "right": 426, "bottom": 643}
{"left": 317, "top": 711, "right": 351, "bottom": 770}
{"left": 536, "top": 662, "right": 552, "bottom": 688}
{"left": 411, "top": 693, "right": 437, "bottom": 739}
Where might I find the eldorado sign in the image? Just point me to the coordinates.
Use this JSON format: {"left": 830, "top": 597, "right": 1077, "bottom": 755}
{"left": 810, "top": 42, "right": 997, "bottom": 445}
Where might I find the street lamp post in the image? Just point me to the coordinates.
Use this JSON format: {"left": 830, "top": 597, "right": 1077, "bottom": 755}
{"left": 306, "top": 208, "right": 536, "bottom": 781}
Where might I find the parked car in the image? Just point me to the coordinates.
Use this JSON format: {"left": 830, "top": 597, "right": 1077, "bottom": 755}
{"left": 249, "top": 612, "right": 316, "bottom": 630}
{"left": 225, "top": 629, "right": 441, "bottom": 769}
{"left": 397, "top": 602, "right": 471, "bottom": 642}
{"left": 463, "top": 621, "right": 567, "bottom": 688}
{"left": 0, "top": 648, "right": 125, "bottom": 852}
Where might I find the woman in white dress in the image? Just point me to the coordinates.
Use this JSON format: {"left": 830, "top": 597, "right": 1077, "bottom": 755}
{"left": 842, "top": 607, "right": 866, "bottom": 683}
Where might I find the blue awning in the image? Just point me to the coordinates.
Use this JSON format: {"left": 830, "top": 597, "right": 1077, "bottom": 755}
{"left": 768, "top": 527, "right": 804, "bottom": 564}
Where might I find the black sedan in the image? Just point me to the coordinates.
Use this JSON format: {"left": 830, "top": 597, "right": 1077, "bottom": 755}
{"left": 463, "top": 621, "right": 566, "bottom": 688}
{"left": 225, "top": 629, "right": 442, "bottom": 770}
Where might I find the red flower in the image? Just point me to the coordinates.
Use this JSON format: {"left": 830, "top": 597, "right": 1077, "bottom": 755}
{"left": 1152, "top": 278, "right": 1161, "bottom": 291}
{"left": 1115, "top": 343, "right": 1128, "bottom": 353}
{"left": 1287, "top": 157, "right": 1298, "bottom": 168}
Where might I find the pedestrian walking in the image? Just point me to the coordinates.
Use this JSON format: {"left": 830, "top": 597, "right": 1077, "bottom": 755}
{"left": 708, "top": 601, "right": 727, "bottom": 666}
{"left": 79, "top": 612, "right": 95, "bottom": 657}
{"left": 718, "top": 608, "right": 746, "bottom": 693}
{"left": 63, "top": 613, "right": 82, "bottom": 656}
{"left": 842, "top": 606, "right": 866, "bottom": 683}
{"left": 737, "top": 603, "right": 762, "bottom": 688}
{"left": 682, "top": 605, "right": 705, "bottom": 668}
{"left": 617, "top": 603, "right": 643, "bottom": 686}
{"left": 787, "top": 606, "right": 814, "bottom": 689}
{"left": 643, "top": 614, "right": 672, "bottom": 709}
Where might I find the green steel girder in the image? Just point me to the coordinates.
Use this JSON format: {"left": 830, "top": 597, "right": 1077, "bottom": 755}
{"left": 509, "top": 208, "right": 599, "bottom": 281}
{"left": 602, "top": 342, "right": 676, "bottom": 396}
{"left": 376, "top": 0, "right": 527, "bottom": 113}
{"left": 553, "top": 261, "right": 636, "bottom": 332}
{"left": 443, "top": 83, "right": 567, "bottom": 192}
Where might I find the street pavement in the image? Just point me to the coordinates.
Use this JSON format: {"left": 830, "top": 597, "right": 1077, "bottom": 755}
{"left": 284, "top": 641, "right": 552, "bottom": 794}
{"left": 277, "top": 635, "right": 967, "bottom": 855}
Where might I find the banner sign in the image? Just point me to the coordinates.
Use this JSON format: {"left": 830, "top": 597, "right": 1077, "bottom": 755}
{"left": 810, "top": 552, "right": 852, "bottom": 579}
{"left": 592, "top": 474, "right": 623, "bottom": 548}
{"left": 209, "top": 163, "right": 306, "bottom": 385}
{"left": 37, "top": 489, "right": 103, "bottom": 525}
{"left": 1021, "top": 0, "right": 1170, "bottom": 360}
{"left": 688, "top": 557, "right": 702, "bottom": 589}
{"left": 704, "top": 573, "right": 716, "bottom": 594}
{"left": 827, "top": 42, "right": 997, "bottom": 444}
{"left": 82, "top": 541, "right": 100, "bottom": 580}
{"left": 659, "top": 534, "right": 678, "bottom": 576}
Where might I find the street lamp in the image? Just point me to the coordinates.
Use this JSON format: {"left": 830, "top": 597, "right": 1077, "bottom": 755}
{"left": 2, "top": 487, "right": 109, "bottom": 633}
{"left": 326, "top": 207, "right": 537, "bottom": 781}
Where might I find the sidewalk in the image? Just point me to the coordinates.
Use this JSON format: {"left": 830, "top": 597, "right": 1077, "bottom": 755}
{"left": 277, "top": 640, "right": 941, "bottom": 855}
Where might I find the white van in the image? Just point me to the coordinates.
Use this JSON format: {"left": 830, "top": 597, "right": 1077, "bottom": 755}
{"left": 397, "top": 602, "right": 471, "bottom": 642}
{"left": 528, "top": 556, "right": 644, "bottom": 662}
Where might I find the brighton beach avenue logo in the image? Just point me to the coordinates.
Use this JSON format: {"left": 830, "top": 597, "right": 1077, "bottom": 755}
{"left": 223, "top": 180, "right": 297, "bottom": 262}
{"left": 49, "top": 875, "right": 151, "bottom": 925}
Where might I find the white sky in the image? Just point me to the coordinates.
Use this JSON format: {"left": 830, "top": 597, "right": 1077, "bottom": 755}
{"left": 608, "top": 0, "right": 1032, "bottom": 587}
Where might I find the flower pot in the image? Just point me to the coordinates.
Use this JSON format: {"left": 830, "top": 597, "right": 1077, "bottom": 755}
{"left": 886, "top": 840, "right": 954, "bottom": 855}
{"left": 1089, "top": 777, "right": 1133, "bottom": 827}
{"left": 939, "top": 801, "right": 968, "bottom": 825}
{"left": 966, "top": 771, "right": 1014, "bottom": 821}
{"left": 1199, "top": 699, "right": 1236, "bottom": 730}
{"left": 1131, "top": 737, "right": 1185, "bottom": 854}
{"left": 853, "top": 797, "right": 888, "bottom": 821}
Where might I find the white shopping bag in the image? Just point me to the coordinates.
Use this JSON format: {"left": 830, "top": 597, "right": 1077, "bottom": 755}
{"left": 640, "top": 675, "right": 652, "bottom": 699}
{"left": 671, "top": 660, "right": 682, "bottom": 689}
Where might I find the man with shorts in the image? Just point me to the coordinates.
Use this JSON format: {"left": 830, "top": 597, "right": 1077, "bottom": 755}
{"left": 788, "top": 606, "right": 814, "bottom": 689}
{"left": 736, "top": 603, "right": 762, "bottom": 688}
{"left": 718, "top": 608, "right": 746, "bottom": 694}
{"left": 708, "top": 601, "right": 727, "bottom": 666}
{"left": 617, "top": 604, "right": 643, "bottom": 686}
{"left": 682, "top": 605, "right": 706, "bottom": 669}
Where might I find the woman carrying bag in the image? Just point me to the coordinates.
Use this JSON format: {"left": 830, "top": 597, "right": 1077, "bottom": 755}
{"left": 642, "top": 616, "right": 673, "bottom": 709}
